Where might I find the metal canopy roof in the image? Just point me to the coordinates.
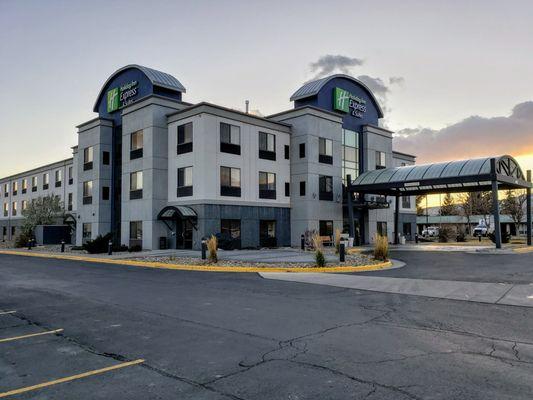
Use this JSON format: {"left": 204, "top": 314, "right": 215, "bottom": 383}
{"left": 349, "top": 155, "right": 531, "bottom": 196}
{"left": 157, "top": 205, "right": 198, "bottom": 220}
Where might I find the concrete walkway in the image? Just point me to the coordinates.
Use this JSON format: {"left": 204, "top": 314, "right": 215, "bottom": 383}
{"left": 260, "top": 272, "right": 533, "bottom": 307}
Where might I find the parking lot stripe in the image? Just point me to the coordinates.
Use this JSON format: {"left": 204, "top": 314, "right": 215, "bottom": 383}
{"left": 0, "top": 329, "right": 64, "bottom": 343}
{"left": 0, "top": 311, "right": 16, "bottom": 315}
{"left": 0, "top": 359, "right": 145, "bottom": 398}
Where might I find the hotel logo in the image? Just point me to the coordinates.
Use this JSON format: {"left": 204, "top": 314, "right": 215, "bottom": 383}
{"left": 333, "top": 87, "right": 367, "bottom": 118}
{"left": 107, "top": 88, "right": 120, "bottom": 113}
{"left": 106, "top": 80, "right": 139, "bottom": 113}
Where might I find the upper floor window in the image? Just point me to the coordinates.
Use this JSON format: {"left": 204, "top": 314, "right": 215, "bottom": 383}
{"left": 55, "top": 170, "right": 62, "bottom": 187}
{"left": 21, "top": 200, "right": 28, "bottom": 211}
{"left": 220, "top": 123, "right": 241, "bottom": 155}
{"left": 299, "top": 143, "right": 306, "bottom": 158}
{"left": 376, "top": 151, "right": 386, "bottom": 169}
{"left": 284, "top": 145, "right": 290, "bottom": 160}
{"left": 402, "top": 196, "right": 411, "bottom": 209}
{"left": 319, "top": 175, "right": 333, "bottom": 201}
{"left": 130, "top": 130, "right": 143, "bottom": 160}
{"left": 342, "top": 129, "right": 359, "bottom": 185}
{"left": 3, "top": 203, "right": 8, "bottom": 217}
{"left": 220, "top": 166, "right": 241, "bottom": 197}
{"left": 12, "top": 181, "right": 18, "bottom": 195}
{"left": 22, "top": 179, "right": 27, "bottom": 193}
{"left": 102, "top": 151, "right": 110, "bottom": 165}
{"left": 4, "top": 183, "right": 8, "bottom": 197}
{"left": 259, "top": 132, "right": 276, "bottom": 161}
{"left": 31, "top": 176, "right": 37, "bottom": 192}
{"left": 12, "top": 201, "right": 17, "bottom": 216}
{"left": 83, "top": 181, "right": 93, "bottom": 204}
{"left": 259, "top": 172, "right": 276, "bottom": 199}
{"left": 130, "top": 171, "right": 143, "bottom": 200}
{"left": 319, "top": 138, "right": 333, "bottom": 164}
{"left": 300, "top": 181, "right": 306, "bottom": 196}
{"left": 177, "top": 166, "right": 193, "bottom": 197}
{"left": 83, "top": 147, "right": 94, "bottom": 171}
{"left": 67, "top": 193, "right": 73, "bottom": 211}
{"left": 177, "top": 122, "right": 193, "bottom": 154}
{"left": 68, "top": 166, "right": 73, "bottom": 185}
{"left": 43, "top": 173, "right": 49, "bottom": 190}
{"left": 82, "top": 223, "right": 92, "bottom": 241}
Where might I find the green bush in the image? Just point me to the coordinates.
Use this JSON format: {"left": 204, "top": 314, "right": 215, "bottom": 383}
{"left": 15, "top": 231, "right": 32, "bottom": 248}
{"left": 438, "top": 226, "right": 454, "bottom": 243}
{"left": 82, "top": 233, "right": 113, "bottom": 254}
{"left": 128, "top": 244, "right": 142, "bottom": 252}
{"left": 315, "top": 249, "right": 326, "bottom": 268}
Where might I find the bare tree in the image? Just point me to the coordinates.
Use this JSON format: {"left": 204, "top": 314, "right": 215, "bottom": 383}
{"left": 501, "top": 189, "right": 527, "bottom": 235}
{"left": 415, "top": 195, "right": 425, "bottom": 216}
{"left": 457, "top": 192, "right": 474, "bottom": 234}
{"left": 439, "top": 193, "right": 457, "bottom": 216}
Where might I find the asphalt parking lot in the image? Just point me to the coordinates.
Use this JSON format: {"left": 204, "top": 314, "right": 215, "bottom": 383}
{"left": 1, "top": 252, "right": 533, "bottom": 399}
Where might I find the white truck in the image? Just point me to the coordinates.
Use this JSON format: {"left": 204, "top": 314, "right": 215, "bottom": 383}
{"left": 473, "top": 219, "right": 488, "bottom": 237}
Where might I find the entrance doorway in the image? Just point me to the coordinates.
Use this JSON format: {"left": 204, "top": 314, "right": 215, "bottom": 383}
{"left": 157, "top": 206, "right": 198, "bottom": 250}
{"left": 175, "top": 219, "right": 193, "bottom": 249}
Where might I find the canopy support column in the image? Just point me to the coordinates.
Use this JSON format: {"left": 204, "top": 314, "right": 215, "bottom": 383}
{"left": 527, "top": 170, "right": 531, "bottom": 246}
{"left": 491, "top": 159, "right": 502, "bottom": 249}
{"left": 394, "top": 195, "right": 400, "bottom": 245}
{"left": 347, "top": 175, "right": 355, "bottom": 240}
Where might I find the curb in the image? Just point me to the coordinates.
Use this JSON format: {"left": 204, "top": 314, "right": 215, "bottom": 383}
{"left": 0, "top": 250, "right": 392, "bottom": 273}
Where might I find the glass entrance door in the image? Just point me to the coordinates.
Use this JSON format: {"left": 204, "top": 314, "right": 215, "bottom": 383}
{"left": 175, "top": 219, "right": 193, "bottom": 249}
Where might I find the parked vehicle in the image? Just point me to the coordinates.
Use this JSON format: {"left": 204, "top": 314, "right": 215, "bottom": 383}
{"left": 473, "top": 219, "right": 488, "bottom": 237}
{"left": 421, "top": 226, "right": 439, "bottom": 237}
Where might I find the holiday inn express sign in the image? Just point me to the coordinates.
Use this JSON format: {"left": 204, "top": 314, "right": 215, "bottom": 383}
{"left": 333, "top": 87, "right": 367, "bottom": 118}
{"left": 107, "top": 80, "right": 139, "bottom": 113}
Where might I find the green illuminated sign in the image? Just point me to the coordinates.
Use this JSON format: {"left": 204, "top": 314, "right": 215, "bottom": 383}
{"left": 107, "top": 88, "right": 119, "bottom": 113}
{"left": 333, "top": 87, "right": 367, "bottom": 118}
{"left": 106, "top": 80, "right": 139, "bottom": 113}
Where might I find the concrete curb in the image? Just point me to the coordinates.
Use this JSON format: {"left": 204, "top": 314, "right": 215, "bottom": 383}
{"left": 0, "top": 250, "right": 393, "bottom": 273}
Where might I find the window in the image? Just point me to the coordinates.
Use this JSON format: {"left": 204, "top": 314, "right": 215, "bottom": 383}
{"left": 299, "top": 143, "right": 305, "bottom": 158}
{"left": 43, "top": 173, "right": 49, "bottom": 190}
{"left": 130, "top": 130, "right": 143, "bottom": 160}
{"left": 376, "top": 151, "right": 386, "bottom": 169}
{"left": 259, "top": 172, "right": 276, "bottom": 199}
{"left": 342, "top": 129, "right": 359, "bottom": 185}
{"left": 3, "top": 183, "right": 8, "bottom": 197}
{"left": 259, "top": 132, "right": 276, "bottom": 160}
{"left": 3, "top": 203, "right": 8, "bottom": 217}
{"left": 67, "top": 193, "right": 73, "bottom": 211}
{"left": 11, "top": 226, "right": 15, "bottom": 237}
{"left": 403, "top": 223, "right": 412, "bottom": 240}
{"left": 83, "top": 147, "right": 94, "bottom": 170}
{"left": 377, "top": 221, "right": 388, "bottom": 237}
{"left": 319, "top": 220, "right": 333, "bottom": 239}
{"left": 22, "top": 179, "right": 27, "bottom": 194}
{"left": 221, "top": 219, "right": 241, "bottom": 249}
{"left": 259, "top": 220, "right": 277, "bottom": 247}
{"left": 102, "top": 186, "right": 110, "bottom": 201}
{"left": 177, "top": 166, "right": 193, "bottom": 197}
{"left": 12, "top": 181, "right": 18, "bottom": 196}
{"left": 130, "top": 221, "right": 143, "bottom": 248}
{"left": 21, "top": 200, "right": 27, "bottom": 211}
{"left": 31, "top": 176, "right": 37, "bottom": 192}
{"left": 220, "top": 166, "right": 241, "bottom": 197}
{"left": 402, "top": 196, "right": 411, "bottom": 209}
{"left": 82, "top": 223, "right": 92, "bottom": 241}
{"left": 12, "top": 201, "right": 17, "bottom": 216}
{"left": 285, "top": 182, "right": 290, "bottom": 197}
{"left": 55, "top": 170, "right": 62, "bottom": 187}
{"left": 220, "top": 123, "right": 241, "bottom": 155}
{"left": 284, "top": 145, "right": 290, "bottom": 160}
{"left": 319, "top": 175, "right": 333, "bottom": 201}
{"left": 177, "top": 122, "right": 193, "bottom": 154}
{"left": 83, "top": 181, "right": 93, "bottom": 204}
{"left": 319, "top": 138, "right": 333, "bottom": 164}
{"left": 103, "top": 151, "right": 110, "bottom": 165}
{"left": 130, "top": 171, "right": 143, "bottom": 200}
{"left": 68, "top": 166, "right": 73, "bottom": 185}
{"left": 300, "top": 181, "right": 306, "bottom": 196}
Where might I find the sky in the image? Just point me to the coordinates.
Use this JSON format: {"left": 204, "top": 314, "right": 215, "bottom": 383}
{"left": 1, "top": 0, "right": 533, "bottom": 178}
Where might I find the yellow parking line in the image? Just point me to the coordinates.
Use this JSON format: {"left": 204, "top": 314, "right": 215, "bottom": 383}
{"left": 0, "top": 329, "right": 64, "bottom": 343}
{"left": 0, "top": 311, "right": 16, "bottom": 315}
{"left": 0, "top": 359, "right": 144, "bottom": 398}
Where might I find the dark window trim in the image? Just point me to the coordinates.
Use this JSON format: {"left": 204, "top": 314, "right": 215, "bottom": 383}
{"left": 319, "top": 154, "right": 333, "bottom": 164}
{"left": 83, "top": 196, "right": 92, "bottom": 205}
{"left": 299, "top": 143, "right": 305, "bottom": 158}
{"left": 220, "top": 142, "right": 241, "bottom": 155}
{"left": 102, "top": 151, "right": 110, "bottom": 165}
{"left": 319, "top": 191, "right": 334, "bottom": 201}
{"left": 300, "top": 181, "right": 306, "bottom": 196}
{"left": 284, "top": 145, "right": 290, "bottom": 160}
{"left": 177, "top": 142, "right": 193, "bottom": 154}
{"left": 68, "top": 178, "right": 73, "bottom": 185}
{"left": 130, "top": 189, "right": 143, "bottom": 200}
{"left": 55, "top": 181, "right": 62, "bottom": 188}
{"left": 12, "top": 190, "right": 17, "bottom": 196}
{"left": 259, "top": 189, "right": 276, "bottom": 199}
{"left": 83, "top": 162, "right": 93, "bottom": 171}
{"left": 130, "top": 148, "right": 143, "bottom": 160}
{"left": 285, "top": 182, "right": 290, "bottom": 197}
{"left": 43, "top": 184, "right": 49, "bottom": 190}
{"left": 67, "top": 205, "right": 73, "bottom": 211}
{"left": 259, "top": 150, "right": 276, "bottom": 161}
{"left": 102, "top": 186, "right": 110, "bottom": 201}
{"left": 177, "top": 186, "right": 193, "bottom": 197}
{"left": 32, "top": 187, "right": 37, "bottom": 192}
{"left": 4, "top": 192, "right": 8, "bottom": 198}
{"left": 22, "top": 188, "right": 27, "bottom": 194}
{"left": 220, "top": 186, "right": 241, "bottom": 197}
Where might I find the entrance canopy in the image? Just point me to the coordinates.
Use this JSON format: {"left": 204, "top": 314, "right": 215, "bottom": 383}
{"left": 157, "top": 205, "right": 197, "bottom": 220}
{"left": 349, "top": 155, "right": 532, "bottom": 196}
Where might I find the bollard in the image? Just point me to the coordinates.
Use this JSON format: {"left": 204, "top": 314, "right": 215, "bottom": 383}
{"left": 61, "top": 240, "right": 65, "bottom": 253}
{"left": 478, "top": 234, "right": 481, "bottom": 242}
{"left": 108, "top": 240, "right": 113, "bottom": 255}
{"left": 415, "top": 233, "right": 418, "bottom": 244}
{"left": 201, "top": 238, "right": 207, "bottom": 260}
{"left": 339, "top": 243, "right": 345, "bottom": 262}
{"left": 28, "top": 240, "right": 32, "bottom": 250}
{"left": 301, "top": 235, "right": 305, "bottom": 250}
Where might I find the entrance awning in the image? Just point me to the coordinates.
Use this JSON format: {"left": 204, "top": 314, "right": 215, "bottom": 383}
{"left": 157, "top": 206, "right": 198, "bottom": 230}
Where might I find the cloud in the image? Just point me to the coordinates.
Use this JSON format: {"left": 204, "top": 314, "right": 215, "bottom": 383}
{"left": 389, "top": 76, "right": 405, "bottom": 85}
{"left": 309, "top": 54, "right": 364, "bottom": 79}
{"left": 394, "top": 101, "right": 533, "bottom": 163}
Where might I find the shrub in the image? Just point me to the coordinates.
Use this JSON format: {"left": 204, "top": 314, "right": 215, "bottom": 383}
{"left": 15, "top": 231, "right": 32, "bottom": 248}
{"left": 311, "top": 233, "right": 326, "bottom": 268}
{"left": 83, "top": 233, "right": 113, "bottom": 254}
{"left": 456, "top": 227, "right": 467, "bottom": 242}
{"left": 438, "top": 226, "right": 454, "bottom": 243}
{"left": 207, "top": 235, "right": 218, "bottom": 263}
{"left": 488, "top": 231, "right": 511, "bottom": 244}
{"left": 334, "top": 228, "right": 341, "bottom": 254}
{"left": 373, "top": 234, "right": 389, "bottom": 261}
{"left": 128, "top": 244, "right": 142, "bottom": 252}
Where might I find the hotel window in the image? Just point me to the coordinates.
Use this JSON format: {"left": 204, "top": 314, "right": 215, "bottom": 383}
{"left": 221, "top": 219, "right": 241, "bottom": 249}
{"left": 300, "top": 181, "right": 306, "bottom": 196}
{"left": 299, "top": 143, "right": 305, "bottom": 158}
{"left": 130, "top": 171, "right": 143, "bottom": 200}
{"left": 12, "top": 201, "right": 17, "bottom": 216}
{"left": 4, "top": 183, "right": 8, "bottom": 197}
{"left": 21, "top": 200, "right": 27, "bottom": 211}
{"left": 130, "top": 221, "right": 143, "bottom": 248}
{"left": 3, "top": 203, "right": 8, "bottom": 217}
{"left": 177, "top": 166, "right": 193, "bottom": 197}
{"left": 220, "top": 123, "right": 241, "bottom": 155}
{"left": 220, "top": 166, "right": 241, "bottom": 197}
{"left": 402, "top": 196, "right": 411, "bottom": 209}
{"left": 55, "top": 170, "right": 62, "bottom": 187}
{"left": 130, "top": 130, "right": 143, "bottom": 160}
{"left": 376, "top": 151, "right": 386, "bottom": 169}
{"left": 177, "top": 122, "right": 193, "bottom": 154}
{"left": 318, "top": 138, "right": 333, "bottom": 164}
{"left": 68, "top": 166, "right": 73, "bottom": 185}
{"left": 12, "top": 181, "right": 18, "bottom": 196}
{"left": 284, "top": 145, "right": 290, "bottom": 160}
{"left": 102, "top": 186, "right": 110, "bottom": 201}
{"left": 82, "top": 223, "right": 92, "bottom": 242}
{"left": 43, "top": 173, "right": 49, "bottom": 190}
{"left": 319, "top": 221, "right": 334, "bottom": 242}
{"left": 342, "top": 129, "right": 359, "bottom": 185}
{"left": 67, "top": 193, "right": 73, "bottom": 211}
{"left": 259, "top": 172, "right": 276, "bottom": 199}
{"left": 259, "top": 220, "right": 277, "bottom": 247}
{"left": 83, "top": 181, "right": 93, "bottom": 204}
{"left": 102, "top": 151, "right": 110, "bottom": 165}
{"left": 259, "top": 132, "right": 276, "bottom": 161}
{"left": 83, "top": 146, "right": 94, "bottom": 170}
{"left": 377, "top": 221, "right": 388, "bottom": 237}
{"left": 22, "top": 179, "right": 27, "bottom": 194}
{"left": 32, "top": 176, "right": 38, "bottom": 192}
{"left": 319, "top": 175, "right": 333, "bottom": 201}
{"left": 285, "top": 182, "right": 290, "bottom": 197}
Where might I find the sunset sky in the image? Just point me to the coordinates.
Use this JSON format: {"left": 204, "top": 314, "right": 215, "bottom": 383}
{"left": 1, "top": 0, "right": 532, "bottom": 177}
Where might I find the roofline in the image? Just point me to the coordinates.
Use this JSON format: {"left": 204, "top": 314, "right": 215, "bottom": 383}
{"left": 0, "top": 157, "right": 73, "bottom": 182}
{"left": 289, "top": 74, "right": 384, "bottom": 118}
{"left": 392, "top": 150, "right": 417, "bottom": 159}
{"left": 267, "top": 105, "right": 343, "bottom": 120}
